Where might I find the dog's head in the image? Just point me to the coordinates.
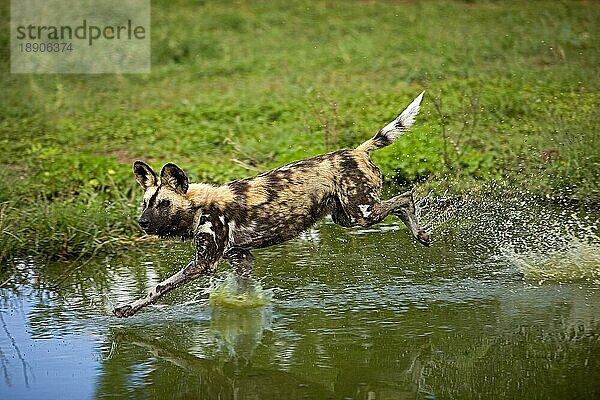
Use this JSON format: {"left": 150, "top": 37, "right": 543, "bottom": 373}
{"left": 133, "top": 161, "right": 196, "bottom": 239}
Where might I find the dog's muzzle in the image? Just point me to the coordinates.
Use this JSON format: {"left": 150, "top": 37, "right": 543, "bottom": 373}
{"left": 138, "top": 216, "right": 150, "bottom": 230}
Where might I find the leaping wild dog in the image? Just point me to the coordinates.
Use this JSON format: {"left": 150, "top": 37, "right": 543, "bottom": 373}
{"left": 113, "top": 92, "right": 430, "bottom": 318}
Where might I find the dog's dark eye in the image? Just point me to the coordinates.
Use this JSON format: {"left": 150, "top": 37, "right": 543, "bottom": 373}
{"left": 157, "top": 199, "right": 171, "bottom": 208}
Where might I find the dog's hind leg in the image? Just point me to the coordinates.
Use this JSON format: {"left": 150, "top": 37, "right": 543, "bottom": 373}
{"left": 333, "top": 190, "right": 430, "bottom": 246}
{"left": 383, "top": 191, "right": 430, "bottom": 246}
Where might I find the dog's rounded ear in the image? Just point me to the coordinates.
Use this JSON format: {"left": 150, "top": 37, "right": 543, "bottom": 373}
{"left": 160, "top": 163, "right": 189, "bottom": 194}
{"left": 133, "top": 161, "right": 158, "bottom": 190}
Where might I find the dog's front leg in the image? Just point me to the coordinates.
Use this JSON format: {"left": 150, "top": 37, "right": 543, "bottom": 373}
{"left": 112, "top": 259, "right": 211, "bottom": 318}
{"left": 224, "top": 248, "right": 254, "bottom": 277}
{"left": 113, "top": 229, "right": 227, "bottom": 318}
{"left": 224, "top": 248, "right": 254, "bottom": 293}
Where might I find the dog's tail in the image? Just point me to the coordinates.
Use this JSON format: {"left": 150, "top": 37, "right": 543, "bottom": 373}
{"left": 355, "top": 92, "right": 424, "bottom": 153}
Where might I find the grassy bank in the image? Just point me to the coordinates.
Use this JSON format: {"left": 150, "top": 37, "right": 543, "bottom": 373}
{"left": 1, "top": 0, "right": 599, "bottom": 262}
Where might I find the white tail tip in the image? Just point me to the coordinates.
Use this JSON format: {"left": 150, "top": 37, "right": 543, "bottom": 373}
{"left": 398, "top": 91, "right": 424, "bottom": 129}
{"left": 379, "top": 91, "right": 424, "bottom": 139}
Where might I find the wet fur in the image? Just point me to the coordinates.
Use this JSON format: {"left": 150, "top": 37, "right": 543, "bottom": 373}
{"left": 113, "top": 93, "right": 429, "bottom": 318}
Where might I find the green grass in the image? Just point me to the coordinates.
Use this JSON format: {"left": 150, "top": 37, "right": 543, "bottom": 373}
{"left": 1, "top": 0, "right": 599, "bottom": 261}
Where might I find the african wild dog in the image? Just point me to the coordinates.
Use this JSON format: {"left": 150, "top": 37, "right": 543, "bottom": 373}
{"left": 113, "top": 92, "right": 430, "bottom": 318}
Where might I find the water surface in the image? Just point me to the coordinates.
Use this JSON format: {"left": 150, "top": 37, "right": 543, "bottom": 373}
{"left": 1, "top": 199, "right": 599, "bottom": 399}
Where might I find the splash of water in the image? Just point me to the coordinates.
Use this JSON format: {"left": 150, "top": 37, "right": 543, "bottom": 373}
{"left": 196, "top": 271, "right": 274, "bottom": 360}
{"left": 417, "top": 190, "right": 600, "bottom": 285}
{"left": 501, "top": 237, "right": 600, "bottom": 284}
{"left": 496, "top": 207, "right": 600, "bottom": 284}
{"left": 206, "top": 271, "right": 273, "bottom": 308}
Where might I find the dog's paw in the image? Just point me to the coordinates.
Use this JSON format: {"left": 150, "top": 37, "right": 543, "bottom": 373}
{"left": 113, "top": 305, "right": 134, "bottom": 318}
{"left": 417, "top": 230, "right": 431, "bottom": 247}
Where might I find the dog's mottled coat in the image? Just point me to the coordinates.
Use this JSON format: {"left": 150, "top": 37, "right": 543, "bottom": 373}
{"left": 113, "top": 93, "right": 429, "bottom": 318}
